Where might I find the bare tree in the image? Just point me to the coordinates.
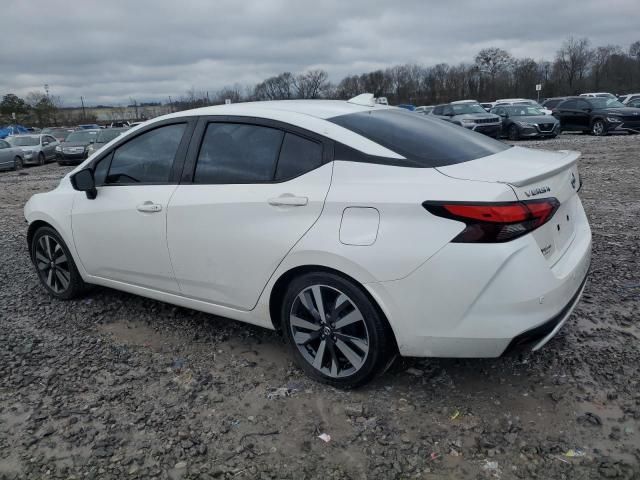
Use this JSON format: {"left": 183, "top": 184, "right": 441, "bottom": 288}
{"left": 553, "top": 37, "right": 593, "bottom": 93}
{"left": 293, "top": 70, "right": 329, "bottom": 99}
{"left": 475, "top": 48, "right": 513, "bottom": 98}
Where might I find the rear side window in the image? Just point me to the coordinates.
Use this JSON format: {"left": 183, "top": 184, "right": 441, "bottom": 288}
{"left": 559, "top": 100, "right": 577, "bottom": 109}
{"left": 329, "top": 109, "right": 509, "bottom": 168}
{"left": 275, "top": 133, "right": 322, "bottom": 181}
{"left": 194, "top": 123, "right": 284, "bottom": 184}
{"left": 106, "top": 123, "right": 186, "bottom": 184}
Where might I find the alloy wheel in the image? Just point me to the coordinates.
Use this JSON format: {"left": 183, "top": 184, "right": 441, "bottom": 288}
{"left": 508, "top": 125, "right": 519, "bottom": 140}
{"left": 592, "top": 120, "right": 605, "bottom": 136}
{"left": 34, "top": 235, "right": 71, "bottom": 293}
{"left": 39, "top": 153, "right": 45, "bottom": 165}
{"left": 289, "top": 285, "right": 369, "bottom": 378}
{"left": 14, "top": 157, "right": 23, "bottom": 170}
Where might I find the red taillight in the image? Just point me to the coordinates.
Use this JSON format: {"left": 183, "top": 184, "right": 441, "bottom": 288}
{"left": 423, "top": 198, "right": 560, "bottom": 243}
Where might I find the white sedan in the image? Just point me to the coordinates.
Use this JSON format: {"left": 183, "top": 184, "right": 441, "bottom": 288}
{"left": 24, "top": 95, "right": 592, "bottom": 387}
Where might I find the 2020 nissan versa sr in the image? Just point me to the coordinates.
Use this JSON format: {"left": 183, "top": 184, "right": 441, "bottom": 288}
{"left": 24, "top": 95, "right": 592, "bottom": 387}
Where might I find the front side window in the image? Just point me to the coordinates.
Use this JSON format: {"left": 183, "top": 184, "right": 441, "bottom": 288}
{"left": 329, "top": 108, "right": 509, "bottom": 168}
{"left": 194, "top": 123, "right": 283, "bottom": 184}
{"left": 106, "top": 123, "right": 186, "bottom": 184}
{"left": 0, "top": 140, "right": 9, "bottom": 149}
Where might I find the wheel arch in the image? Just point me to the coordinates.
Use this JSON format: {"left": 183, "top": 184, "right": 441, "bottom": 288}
{"left": 268, "top": 264, "right": 400, "bottom": 353}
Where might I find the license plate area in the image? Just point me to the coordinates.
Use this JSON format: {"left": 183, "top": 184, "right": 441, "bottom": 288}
{"left": 532, "top": 195, "right": 577, "bottom": 264}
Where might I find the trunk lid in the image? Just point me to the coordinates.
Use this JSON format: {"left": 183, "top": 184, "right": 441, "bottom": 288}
{"left": 436, "top": 147, "right": 581, "bottom": 265}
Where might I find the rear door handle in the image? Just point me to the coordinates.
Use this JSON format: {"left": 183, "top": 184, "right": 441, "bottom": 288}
{"left": 136, "top": 201, "right": 162, "bottom": 213}
{"left": 268, "top": 195, "right": 308, "bottom": 207}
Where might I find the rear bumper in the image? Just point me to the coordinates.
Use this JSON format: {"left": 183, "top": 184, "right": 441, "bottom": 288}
{"left": 365, "top": 197, "right": 592, "bottom": 358}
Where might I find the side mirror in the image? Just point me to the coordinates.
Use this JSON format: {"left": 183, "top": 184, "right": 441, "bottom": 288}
{"left": 70, "top": 168, "right": 97, "bottom": 199}
{"left": 42, "top": 140, "right": 49, "bottom": 146}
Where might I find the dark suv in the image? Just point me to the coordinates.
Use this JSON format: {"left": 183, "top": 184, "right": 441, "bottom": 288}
{"left": 552, "top": 97, "right": 640, "bottom": 136}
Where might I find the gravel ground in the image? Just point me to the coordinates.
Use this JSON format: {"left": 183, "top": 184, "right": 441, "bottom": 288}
{"left": 0, "top": 133, "right": 639, "bottom": 479}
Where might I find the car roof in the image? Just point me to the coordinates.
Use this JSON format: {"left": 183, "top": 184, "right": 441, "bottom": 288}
{"left": 163, "top": 100, "right": 393, "bottom": 121}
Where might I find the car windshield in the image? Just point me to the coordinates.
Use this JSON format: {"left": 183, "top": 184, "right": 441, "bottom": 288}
{"left": 451, "top": 103, "right": 486, "bottom": 114}
{"left": 65, "top": 130, "right": 98, "bottom": 142}
{"left": 7, "top": 136, "right": 39, "bottom": 146}
{"left": 504, "top": 106, "right": 545, "bottom": 116}
{"left": 96, "top": 128, "right": 126, "bottom": 143}
{"left": 328, "top": 108, "right": 509, "bottom": 168}
{"left": 588, "top": 98, "right": 625, "bottom": 109}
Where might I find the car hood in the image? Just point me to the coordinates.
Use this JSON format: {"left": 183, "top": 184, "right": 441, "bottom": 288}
{"left": 512, "top": 115, "right": 558, "bottom": 123}
{"left": 453, "top": 113, "right": 499, "bottom": 120}
{"left": 596, "top": 107, "right": 640, "bottom": 115}
{"left": 61, "top": 141, "right": 91, "bottom": 147}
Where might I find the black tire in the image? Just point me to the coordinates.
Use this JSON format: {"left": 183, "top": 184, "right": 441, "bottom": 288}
{"left": 13, "top": 156, "right": 23, "bottom": 170}
{"left": 30, "top": 226, "right": 88, "bottom": 300}
{"left": 38, "top": 152, "right": 45, "bottom": 165}
{"left": 591, "top": 119, "right": 607, "bottom": 136}
{"left": 508, "top": 124, "right": 520, "bottom": 141}
{"left": 281, "top": 272, "right": 394, "bottom": 388}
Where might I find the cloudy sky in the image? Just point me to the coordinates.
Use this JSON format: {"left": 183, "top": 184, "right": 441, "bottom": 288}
{"left": 2, "top": 0, "right": 639, "bottom": 106}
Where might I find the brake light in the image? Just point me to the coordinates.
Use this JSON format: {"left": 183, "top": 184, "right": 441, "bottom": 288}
{"left": 423, "top": 198, "right": 560, "bottom": 243}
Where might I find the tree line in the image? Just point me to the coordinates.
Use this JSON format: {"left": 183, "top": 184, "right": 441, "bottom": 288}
{"left": 2, "top": 36, "right": 640, "bottom": 127}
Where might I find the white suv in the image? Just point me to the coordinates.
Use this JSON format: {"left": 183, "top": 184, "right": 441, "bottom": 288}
{"left": 25, "top": 96, "right": 591, "bottom": 387}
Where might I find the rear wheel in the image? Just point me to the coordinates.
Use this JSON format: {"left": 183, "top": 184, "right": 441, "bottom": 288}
{"left": 38, "top": 152, "right": 45, "bottom": 165}
{"left": 281, "top": 272, "right": 393, "bottom": 388}
{"left": 591, "top": 119, "right": 607, "bottom": 136}
{"left": 31, "top": 226, "right": 88, "bottom": 299}
{"left": 508, "top": 124, "right": 520, "bottom": 141}
{"left": 13, "top": 156, "right": 23, "bottom": 170}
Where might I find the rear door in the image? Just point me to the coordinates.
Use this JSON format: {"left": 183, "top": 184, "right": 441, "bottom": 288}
{"left": 166, "top": 117, "right": 333, "bottom": 310}
{"left": 556, "top": 99, "right": 578, "bottom": 129}
{"left": 0, "top": 140, "right": 14, "bottom": 169}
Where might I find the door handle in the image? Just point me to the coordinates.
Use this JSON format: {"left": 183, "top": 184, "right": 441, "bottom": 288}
{"left": 136, "top": 201, "right": 162, "bottom": 213}
{"left": 268, "top": 195, "right": 308, "bottom": 207}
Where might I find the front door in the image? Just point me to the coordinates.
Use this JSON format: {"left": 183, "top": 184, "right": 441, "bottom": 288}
{"left": 167, "top": 119, "right": 333, "bottom": 310}
{"left": 71, "top": 122, "right": 190, "bottom": 293}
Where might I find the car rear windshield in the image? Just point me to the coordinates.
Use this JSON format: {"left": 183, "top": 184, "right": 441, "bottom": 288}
{"left": 328, "top": 108, "right": 509, "bottom": 167}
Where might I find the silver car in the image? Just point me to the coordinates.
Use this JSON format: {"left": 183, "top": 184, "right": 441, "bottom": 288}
{"left": 6, "top": 134, "right": 60, "bottom": 165}
{"left": 0, "top": 138, "right": 25, "bottom": 171}
{"left": 430, "top": 102, "right": 502, "bottom": 138}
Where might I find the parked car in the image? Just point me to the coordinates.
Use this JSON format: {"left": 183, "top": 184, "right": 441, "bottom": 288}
{"left": 495, "top": 98, "right": 552, "bottom": 115}
{"left": 24, "top": 97, "right": 592, "bottom": 387}
{"left": 415, "top": 105, "right": 435, "bottom": 115}
{"left": 491, "top": 105, "right": 560, "bottom": 140}
{"left": 41, "top": 127, "right": 74, "bottom": 142}
{"left": 396, "top": 104, "right": 416, "bottom": 111}
{"left": 56, "top": 129, "right": 100, "bottom": 165}
{"left": 618, "top": 93, "right": 640, "bottom": 105}
{"left": 0, "top": 138, "right": 24, "bottom": 170}
{"left": 480, "top": 102, "right": 495, "bottom": 111}
{"left": 77, "top": 124, "right": 102, "bottom": 130}
{"left": 579, "top": 92, "right": 616, "bottom": 99}
{"left": 552, "top": 96, "right": 640, "bottom": 136}
{"left": 627, "top": 98, "right": 640, "bottom": 109}
{"left": 86, "top": 127, "right": 129, "bottom": 156}
{"left": 430, "top": 102, "right": 502, "bottom": 137}
{"left": 6, "top": 134, "right": 59, "bottom": 165}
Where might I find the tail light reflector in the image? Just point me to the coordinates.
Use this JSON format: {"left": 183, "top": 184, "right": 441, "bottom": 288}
{"left": 423, "top": 198, "right": 560, "bottom": 243}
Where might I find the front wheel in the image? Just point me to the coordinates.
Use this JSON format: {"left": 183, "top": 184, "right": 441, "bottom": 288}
{"left": 591, "top": 119, "right": 607, "bottom": 136}
{"left": 13, "top": 156, "right": 23, "bottom": 170}
{"left": 31, "top": 226, "right": 88, "bottom": 299}
{"left": 38, "top": 152, "right": 45, "bottom": 165}
{"left": 281, "top": 272, "right": 393, "bottom": 388}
